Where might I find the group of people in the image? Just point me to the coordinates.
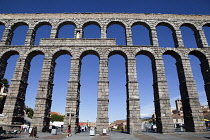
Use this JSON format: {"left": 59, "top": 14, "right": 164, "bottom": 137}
{"left": 78, "top": 125, "right": 89, "bottom": 132}
{"left": 21, "top": 123, "right": 30, "bottom": 133}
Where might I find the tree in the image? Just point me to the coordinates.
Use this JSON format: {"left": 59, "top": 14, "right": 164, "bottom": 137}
{"left": 117, "top": 125, "right": 123, "bottom": 130}
{"left": 26, "top": 108, "right": 34, "bottom": 119}
{"left": 2, "top": 78, "right": 9, "bottom": 88}
{"left": 142, "top": 117, "right": 153, "bottom": 123}
{"left": 50, "top": 114, "right": 64, "bottom": 122}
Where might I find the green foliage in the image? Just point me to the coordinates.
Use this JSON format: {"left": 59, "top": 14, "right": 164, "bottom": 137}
{"left": 117, "top": 125, "right": 123, "bottom": 130}
{"left": 142, "top": 117, "right": 153, "bottom": 123}
{"left": 50, "top": 114, "right": 64, "bottom": 122}
{"left": 26, "top": 108, "right": 34, "bottom": 119}
{"left": 2, "top": 78, "right": 9, "bottom": 88}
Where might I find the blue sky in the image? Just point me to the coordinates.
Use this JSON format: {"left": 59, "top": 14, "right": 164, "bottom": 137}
{"left": 0, "top": 0, "right": 210, "bottom": 122}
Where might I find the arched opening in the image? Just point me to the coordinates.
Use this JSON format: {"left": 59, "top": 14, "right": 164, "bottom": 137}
{"left": 57, "top": 22, "right": 75, "bottom": 38}
{"left": 188, "top": 50, "right": 210, "bottom": 109}
{"left": 132, "top": 23, "right": 150, "bottom": 45}
{"left": 51, "top": 53, "right": 71, "bottom": 119}
{"left": 11, "top": 23, "right": 28, "bottom": 45}
{"left": 163, "top": 55, "right": 180, "bottom": 108}
{"left": 107, "top": 22, "right": 126, "bottom": 45}
{"left": 79, "top": 52, "right": 99, "bottom": 127}
{"left": 0, "top": 23, "right": 5, "bottom": 41}
{"left": 180, "top": 24, "right": 198, "bottom": 48}
{"left": 25, "top": 54, "right": 44, "bottom": 115}
{"left": 1, "top": 52, "right": 19, "bottom": 113}
{"left": 163, "top": 52, "right": 183, "bottom": 130}
{"left": 136, "top": 53, "right": 154, "bottom": 131}
{"left": 202, "top": 24, "right": 210, "bottom": 46}
{"left": 156, "top": 23, "right": 175, "bottom": 48}
{"left": 24, "top": 52, "right": 44, "bottom": 122}
{"left": 162, "top": 50, "right": 205, "bottom": 132}
{"left": 188, "top": 54, "right": 207, "bottom": 106}
{"left": 34, "top": 23, "right": 52, "bottom": 45}
{"left": 108, "top": 53, "right": 126, "bottom": 129}
{"left": 83, "top": 22, "right": 101, "bottom": 38}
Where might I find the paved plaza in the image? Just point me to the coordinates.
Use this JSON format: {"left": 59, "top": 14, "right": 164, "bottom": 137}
{"left": 1, "top": 131, "right": 210, "bottom": 140}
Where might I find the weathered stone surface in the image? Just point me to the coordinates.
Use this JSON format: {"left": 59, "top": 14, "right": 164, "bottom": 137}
{"left": 0, "top": 13, "right": 209, "bottom": 134}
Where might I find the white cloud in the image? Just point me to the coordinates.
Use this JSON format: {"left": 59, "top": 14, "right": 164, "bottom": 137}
{"left": 198, "top": 90, "right": 207, "bottom": 106}
{"left": 140, "top": 103, "right": 154, "bottom": 118}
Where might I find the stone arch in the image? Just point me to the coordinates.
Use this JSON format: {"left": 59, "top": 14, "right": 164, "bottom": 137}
{"left": 131, "top": 22, "right": 151, "bottom": 45}
{"left": 8, "top": 22, "right": 29, "bottom": 45}
{"left": 0, "top": 49, "right": 20, "bottom": 81}
{"left": 105, "top": 48, "right": 129, "bottom": 60}
{"left": 106, "top": 21, "right": 127, "bottom": 45}
{"left": 10, "top": 22, "right": 28, "bottom": 32}
{"left": 132, "top": 21, "right": 151, "bottom": 30}
{"left": 0, "top": 13, "right": 207, "bottom": 133}
{"left": 180, "top": 23, "right": 198, "bottom": 33}
{"left": 134, "top": 48, "right": 157, "bottom": 60}
{"left": 52, "top": 49, "right": 73, "bottom": 60}
{"left": 108, "top": 50, "right": 128, "bottom": 60}
{"left": 82, "top": 21, "right": 101, "bottom": 38}
{"left": 107, "top": 21, "right": 126, "bottom": 29}
{"left": 0, "top": 50, "right": 20, "bottom": 81}
{"left": 156, "top": 22, "right": 176, "bottom": 48}
{"left": 34, "top": 21, "right": 52, "bottom": 31}
{"left": 135, "top": 49, "right": 175, "bottom": 133}
{"left": 79, "top": 48, "right": 101, "bottom": 60}
{"left": 56, "top": 21, "right": 77, "bottom": 38}
{"left": 188, "top": 50, "right": 210, "bottom": 108}
{"left": 33, "top": 21, "right": 52, "bottom": 45}
{"left": 51, "top": 47, "right": 74, "bottom": 59}
{"left": 0, "top": 21, "right": 5, "bottom": 26}
{"left": 163, "top": 48, "right": 204, "bottom": 132}
{"left": 0, "top": 49, "right": 20, "bottom": 59}
{"left": 156, "top": 22, "right": 176, "bottom": 31}
{"left": 188, "top": 49, "right": 208, "bottom": 61}
{"left": 203, "top": 23, "right": 210, "bottom": 28}
{"left": 24, "top": 48, "right": 46, "bottom": 59}
{"left": 163, "top": 49, "right": 182, "bottom": 61}
{"left": 180, "top": 23, "right": 202, "bottom": 48}
{"left": 3, "top": 50, "right": 45, "bottom": 126}
{"left": 135, "top": 50, "right": 156, "bottom": 61}
{"left": 0, "top": 48, "right": 21, "bottom": 81}
{"left": 57, "top": 21, "right": 77, "bottom": 30}
{"left": 82, "top": 21, "right": 101, "bottom": 29}
{"left": 25, "top": 50, "right": 45, "bottom": 62}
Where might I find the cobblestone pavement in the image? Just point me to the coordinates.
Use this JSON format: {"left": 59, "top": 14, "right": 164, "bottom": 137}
{"left": 1, "top": 131, "right": 210, "bottom": 140}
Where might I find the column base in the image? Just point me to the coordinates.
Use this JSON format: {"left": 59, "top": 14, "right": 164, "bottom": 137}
{"left": 96, "top": 117, "right": 109, "bottom": 135}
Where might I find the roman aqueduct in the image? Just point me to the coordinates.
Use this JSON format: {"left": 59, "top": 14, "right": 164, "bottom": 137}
{"left": 0, "top": 13, "right": 210, "bottom": 134}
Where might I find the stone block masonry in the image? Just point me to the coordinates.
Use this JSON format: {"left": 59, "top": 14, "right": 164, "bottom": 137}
{"left": 0, "top": 13, "right": 209, "bottom": 134}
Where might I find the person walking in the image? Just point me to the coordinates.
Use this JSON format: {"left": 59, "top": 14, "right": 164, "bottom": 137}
{"left": 66, "top": 125, "right": 71, "bottom": 137}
